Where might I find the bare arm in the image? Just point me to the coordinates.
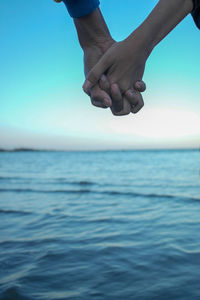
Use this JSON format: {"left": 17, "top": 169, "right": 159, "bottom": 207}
{"left": 73, "top": 8, "right": 114, "bottom": 108}
{"left": 73, "top": 8, "right": 146, "bottom": 114}
{"left": 131, "top": 0, "right": 194, "bottom": 54}
{"left": 73, "top": 8, "right": 113, "bottom": 53}
{"left": 83, "top": 0, "right": 194, "bottom": 113}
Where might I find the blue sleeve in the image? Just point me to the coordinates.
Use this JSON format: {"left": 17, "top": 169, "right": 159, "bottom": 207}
{"left": 192, "top": 0, "right": 200, "bottom": 29}
{"left": 62, "top": 0, "right": 100, "bottom": 18}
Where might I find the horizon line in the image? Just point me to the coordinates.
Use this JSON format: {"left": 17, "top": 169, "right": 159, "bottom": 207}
{"left": 0, "top": 147, "right": 199, "bottom": 153}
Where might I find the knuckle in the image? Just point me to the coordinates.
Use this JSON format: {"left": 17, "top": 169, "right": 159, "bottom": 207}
{"left": 87, "top": 71, "right": 99, "bottom": 85}
{"left": 89, "top": 73, "right": 98, "bottom": 84}
{"left": 111, "top": 85, "right": 122, "bottom": 101}
{"left": 125, "top": 90, "right": 134, "bottom": 98}
{"left": 99, "top": 78, "right": 109, "bottom": 91}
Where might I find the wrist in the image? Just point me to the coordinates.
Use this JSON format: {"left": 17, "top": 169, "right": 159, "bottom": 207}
{"left": 82, "top": 36, "right": 115, "bottom": 53}
{"left": 76, "top": 22, "right": 113, "bottom": 51}
{"left": 74, "top": 8, "right": 113, "bottom": 52}
{"left": 125, "top": 29, "right": 153, "bottom": 59}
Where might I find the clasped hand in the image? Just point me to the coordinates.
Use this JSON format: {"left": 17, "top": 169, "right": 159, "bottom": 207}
{"left": 82, "top": 34, "right": 149, "bottom": 116}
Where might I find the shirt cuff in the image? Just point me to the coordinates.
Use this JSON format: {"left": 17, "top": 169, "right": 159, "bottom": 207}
{"left": 192, "top": 0, "right": 200, "bottom": 29}
{"left": 63, "top": 0, "right": 100, "bottom": 18}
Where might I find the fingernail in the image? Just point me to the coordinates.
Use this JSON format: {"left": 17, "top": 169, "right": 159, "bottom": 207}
{"left": 93, "top": 101, "right": 106, "bottom": 108}
{"left": 114, "top": 104, "right": 123, "bottom": 113}
{"left": 104, "top": 98, "right": 111, "bottom": 107}
{"left": 83, "top": 80, "right": 92, "bottom": 94}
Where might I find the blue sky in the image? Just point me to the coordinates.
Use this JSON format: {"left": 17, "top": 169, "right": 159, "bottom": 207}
{"left": 0, "top": 0, "right": 200, "bottom": 150}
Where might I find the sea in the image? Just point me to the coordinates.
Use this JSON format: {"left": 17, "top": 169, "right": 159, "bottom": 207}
{"left": 0, "top": 149, "right": 200, "bottom": 300}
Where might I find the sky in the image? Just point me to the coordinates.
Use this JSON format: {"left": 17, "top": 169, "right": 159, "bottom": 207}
{"left": 0, "top": 0, "right": 200, "bottom": 150}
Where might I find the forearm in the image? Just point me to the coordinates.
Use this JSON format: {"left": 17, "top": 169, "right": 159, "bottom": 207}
{"left": 127, "top": 0, "right": 194, "bottom": 55}
{"left": 73, "top": 8, "right": 113, "bottom": 52}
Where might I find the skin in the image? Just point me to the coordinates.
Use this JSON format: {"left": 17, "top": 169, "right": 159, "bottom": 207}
{"left": 83, "top": 37, "right": 148, "bottom": 114}
{"left": 73, "top": 8, "right": 147, "bottom": 116}
{"left": 83, "top": 0, "right": 194, "bottom": 110}
{"left": 83, "top": 40, "right": 146, "bottom": 115}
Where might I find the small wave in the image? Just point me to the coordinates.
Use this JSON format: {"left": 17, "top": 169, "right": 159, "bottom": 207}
{"left": 170, "top": 244, "right": 200, "bottom": 255}
{"left": 79, "top": 180, "right": 94, "bottom": 185}
{"left": 0, "top": 176, "right": 22, "bottom": 180}
{"left": 0, "top": 187, "right": 198, "bottom": 202}
{"left": 55, "top": 179, "right": 95, "bottom": 186}
{"left": 0, "top": 237, "right": 64, "bottom": 248}
{"left": 0, "top": 209, "right": 31, "bottom": 215}
{"left": 0, "top": 285, "right": 31, "bottom": 300}
{"left": 37, "top": 251, "right": 68, "bottom": 263}
{"left": 0, "top": 188, "right": 92, "bottom": 194}
{"left": 0, "top": 176, "right": 96, "bottom": 187}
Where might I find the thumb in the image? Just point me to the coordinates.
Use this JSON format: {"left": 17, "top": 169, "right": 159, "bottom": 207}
{"left": 83, "top": 56, "right": 109, "bottom": 95}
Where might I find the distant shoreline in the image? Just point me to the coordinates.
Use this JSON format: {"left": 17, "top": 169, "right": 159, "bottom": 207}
{"left": 0, "top": 148, "right": 43, "bottom": 152}
{"left": 0, "top": 148, "right": 198, "bottom": 153}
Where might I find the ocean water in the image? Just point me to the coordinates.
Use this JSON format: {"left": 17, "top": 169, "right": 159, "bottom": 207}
{"left": 0, "top": 149, "right": 200, "bottom": 300}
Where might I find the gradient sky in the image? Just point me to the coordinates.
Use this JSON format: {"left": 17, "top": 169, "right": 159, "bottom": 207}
{"left": 0, "top": 0, "right": 200, "bottom": 150}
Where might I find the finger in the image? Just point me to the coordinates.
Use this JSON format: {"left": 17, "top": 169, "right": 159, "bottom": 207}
{"left": 90, "top": 85, "right": 112, "bottom": 108}
{"left": 131, "top": 91, "right": 144, "bottom": 114}
{"left": 111, "top": 83, "right": 123, "bottom": 112}
{"left": 91, "top": 99, "right": 107, "bottom": 109}
{"left": 134, "top": 80, "right": 146, "bottom": 93}
{"left": 83, "top": 56, "right": 110, "bottom": 95}
{"left": 111, "top": 97, "right": 131, "bottom": 116}
{"left": 99, "top": 74, "right": 110, "bottom": 94}
{"left": 124, "top": 89, "right": 139, "bottom": 106}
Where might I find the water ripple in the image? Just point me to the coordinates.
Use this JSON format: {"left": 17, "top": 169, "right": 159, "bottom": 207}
{"left": 0, "top": 187, "right": 199, "bottom": 203}
{"left": 0, "top": 209, "right": 32, "bottom": 216}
